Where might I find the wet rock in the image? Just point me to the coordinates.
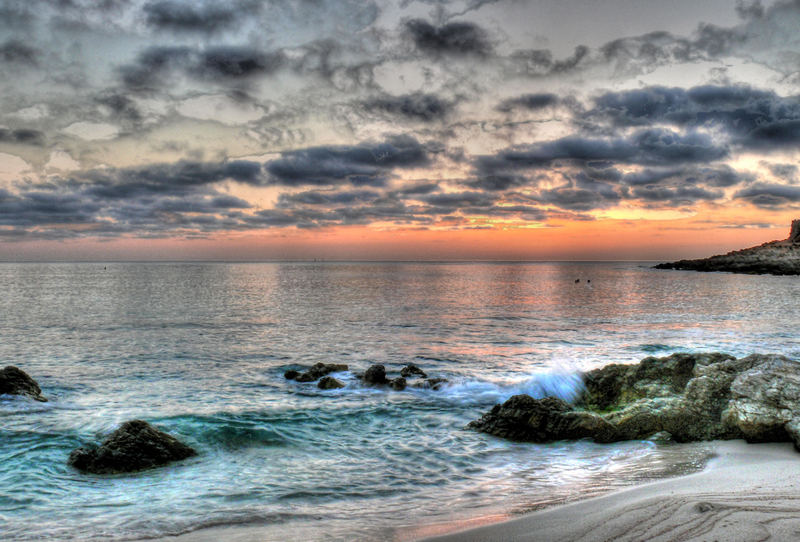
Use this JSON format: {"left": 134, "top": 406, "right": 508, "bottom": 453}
{"left": 467, "top": 395, "right": 617, "bottom": 442}
{"left": 389, "top": 377, "right": 407, "bottom": 391}
{"left": 284, "top": 369, "right": 300, "bottom": 380}
{"left": 68, "top": 420, "right": 196, "bottom": 474}
{"left": 400, "top": 364, "right": 427, "bottom": 379}
{"left": 363, "top": 364, "right": 388, "bottom": 385}
{"left": 411, "top": 377, "right": 449, "bottom": 391}
{"left": 318, "top": 376, "right": 346, "bottom": 390}
{"left": 470, "top": 352, "right": 800, "bottom": 448}
{"left": 294, "top": 363, "right": 348, "bottom": 382}
{"left": 0, "top": 366, "right": 47, "bottom": 402}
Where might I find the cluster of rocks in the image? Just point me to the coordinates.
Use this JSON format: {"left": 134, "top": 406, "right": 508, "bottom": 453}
{"left": 3, "top": 365, "right": 195, "bottom": 474}
{"left": 469, "top": 352, "right": 800, "bottom": 450}
{"left": 283, "top": 362, "right": 448, "bottom": 391}
{"left": 654, "top": 219, "right": 800, "bottom": 275}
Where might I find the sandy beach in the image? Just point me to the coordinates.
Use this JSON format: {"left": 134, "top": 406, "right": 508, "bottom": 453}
{"left": 422, "top": 440, "right": 800, "bottom": 542}
{"left": 147, "top": 440, "right": 800, "bottom": 542}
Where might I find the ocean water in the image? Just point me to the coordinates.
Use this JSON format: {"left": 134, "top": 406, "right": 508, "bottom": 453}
{"left": 1, "top": 262, "right": 798, "bottom": 541}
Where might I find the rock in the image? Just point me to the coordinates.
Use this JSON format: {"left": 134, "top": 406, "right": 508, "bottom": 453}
{"left": 363, "top": 364, "right": 387, "bottom": 385}
{"left": 470, "top": 352, "right": 800, "bottom": 448}
{"left": 400, "top": 364, "right": 427, "bottom": 378}
{"left": 68, "top": 420, "right": 196, "bottom": 474}
{"left": 411, "top": 377, "right": 449, "bottom": 390}
{"left": 467, "top": 395, "right": 617, "bottom": 442}
{"left": 389, "top": 377, "right": 407, "bottom": 391}
{"left": 284, "top": 369, "right": 300, "bottom": 380}
{"left": 0, "top": 366, "right": 47, "bottom": 402}
{"left": 294, "top": 363, "right": 348, "bottom": 382}
{"left": 721, "top": 355, "right": 800, "bottom": 442}
{"left": 654, "top": 219, "right": 800, "bottom": 275}
{"left": 317, "top": 376, "right": 346, "bottom": 390}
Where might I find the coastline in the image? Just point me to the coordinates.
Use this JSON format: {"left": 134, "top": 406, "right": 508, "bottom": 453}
{"left": 422, "top": 440, "right": 800, "bottom": 542}
{"left": 142, "top": 440, "right": 800, "bottom": 542}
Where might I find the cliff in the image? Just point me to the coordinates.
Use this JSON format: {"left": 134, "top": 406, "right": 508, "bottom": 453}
{"left": 654, "top": 220, "right": 800, "bottom": 275}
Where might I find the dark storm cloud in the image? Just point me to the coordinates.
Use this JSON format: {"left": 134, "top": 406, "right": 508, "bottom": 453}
{"left": 119, "top": 46, "right": 284, "bottom": 91}
{"left": 497, "top": 93, "right": 559, "bottom": 112}
{"left": 363, "top": 93, "right": 454, "bottom": 122}
{"left": 475, "top": 128, "right": 727, "bottom": 175}
{"left": 735, "top": 183, "right": 800, "bottom": 208}
{"left": 0, "top": 188, "right": 102, "bottom": 226}
{"left": 277, "top": 189, "right": 382, "bottom": 206}
{"left": 630, "top": 185, "right": 723, "bottom": 204}
{"left": 404, "top": 19, "right": 493, "bottom": 57}
{"left": 463, "top": 173, "right": 529, "bottom": 191}
{"left": 264, "top": 135, "right": 430, "bottom": 187}
{"left": 587, "top": 85, "right": 800, "bottom": 149}
{"left": 0, "top": 128, "right": 45, "bottom": 146}
{"left": 78, "top": 160, "right": 263, "bottom": 199}
{"left": 0, "top": 39, "right": 39, "bottom": 65}
{"left": 142, "top": 1, "right": 242, "bottom": 33}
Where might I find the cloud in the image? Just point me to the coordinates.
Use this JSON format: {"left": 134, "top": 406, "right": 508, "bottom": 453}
{"left": 735, "top": 183, "right": 800, "bottom": 208}
{"left": 0, "top": 39, "right": 38, "bottom": 65}
{"left": 509, "top": 46, "right": 590, "bottom": 76}
{"left": 264, "top": 135, "right": 430, "bottom": 187}
{"left": 587, "top": 84, "right": 800, "bottom": 149}
{"left": 476, "top": 127, "right": 727, "bottom": 176}
{"left": 142, "top": 1, "right": 242, "bottom": 33}
{"left": 404, "top": 19, "right": 493, "bottom": 58}
{"left": 497, "top": 93, "right": 559, "bottom": 112}
{"left": 0, "top": 128, "right": 45, "bottom": 145}
{"left": 363, "top": 93, "right": 454, "bottom": 122}
{"left": 119, "top": 45, "right": 284, "bottom": 91}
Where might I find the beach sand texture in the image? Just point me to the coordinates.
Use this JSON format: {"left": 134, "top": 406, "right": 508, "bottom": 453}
{"left": 422, "top": 440, "right": 800, "bottom": 542}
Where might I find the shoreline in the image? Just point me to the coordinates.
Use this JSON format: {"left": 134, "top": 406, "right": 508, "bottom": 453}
{"left": 141, "top": 440, "right": 800, "bottom": 542}
{"left": 421, "top": 440, "right": 800, "bottom": 542}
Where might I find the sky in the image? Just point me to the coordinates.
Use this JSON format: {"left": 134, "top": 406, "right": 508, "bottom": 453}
{"left": 0, "top": 0, "right": 799, "bottom": 261}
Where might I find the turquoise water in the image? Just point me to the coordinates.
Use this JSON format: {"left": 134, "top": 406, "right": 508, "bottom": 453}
{"left": 1, "top": 262, "right": 798, "bottom": 541}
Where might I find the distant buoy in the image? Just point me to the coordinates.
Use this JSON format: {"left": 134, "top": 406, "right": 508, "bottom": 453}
{"left": 574, "top": 279, "right": 580, "bottom": 283}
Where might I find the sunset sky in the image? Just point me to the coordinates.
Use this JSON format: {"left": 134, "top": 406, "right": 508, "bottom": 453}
{"left": 1, "top": 0, "right": 799, "bottom": 260}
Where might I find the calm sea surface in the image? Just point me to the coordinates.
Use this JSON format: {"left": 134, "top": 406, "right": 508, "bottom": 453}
{"left": 1, "top": 262, "right": 798, "bottom": 541}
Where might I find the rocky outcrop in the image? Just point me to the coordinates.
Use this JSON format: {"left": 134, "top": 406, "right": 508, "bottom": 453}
{"left": 469, "top": 353, "right": 800, "bottom": 449}
{"left": 363, "top": 364, "right": 388, "bottom": 385}
{"left": 655, "top": 219, "right": 800, "bottom": 275}
{"left": 284, "top": 363, "right": 348, "bottom": 383}
{"left": 68, "top": 420, "right": 196, "bottom": 474}
{"left": 0, "top": 366, "right": 47, "bottom": 402}
{"left": 318, "top": 376, "right": 346, "bottom": 390}
{"left": 401, "top": 364, "right": 427, "bottom": 378}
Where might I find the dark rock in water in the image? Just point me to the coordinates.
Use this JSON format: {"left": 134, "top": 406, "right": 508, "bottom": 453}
{"left": 0, "top": 366, "right": 47, "bottom": 402}
{"left": 400, "top": 364, "right": 427, "bottom": 378}
{"left": 318, "top": 376, "right": 346, "bottom": 390}
{"left": 389, "top": 377, "right": 407, "bottom": 391}
{"left": 468, "top": 395, "right": 617, "bottom": 442}
{"left": 363, "top": 364, "right": 388, "bottom": 385}
{"left": 654, "top": 219, "right": 800, "bottom": 275}
{"left": 68, "top": 420, "right": 196, "bottom": 474}
{"left": 469, "top": 352, "right": 800, "bottom": 448}
{"left": 284, "top": 369, "right": 301, "bottom": 380}
{"left": 294, "top": 363, "right": 348, "bottom": 382}
{"left": 411, "top": 377, "right": 449, "bottom": 390}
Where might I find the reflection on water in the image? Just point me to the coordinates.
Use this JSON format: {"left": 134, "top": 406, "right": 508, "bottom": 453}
{"left": 0, "top": 262, "right": 797, "bottom": 541}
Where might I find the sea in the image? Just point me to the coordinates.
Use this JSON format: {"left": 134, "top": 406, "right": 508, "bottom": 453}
{"left": 1, "top": 262, "right": 798, "bottom": 541}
